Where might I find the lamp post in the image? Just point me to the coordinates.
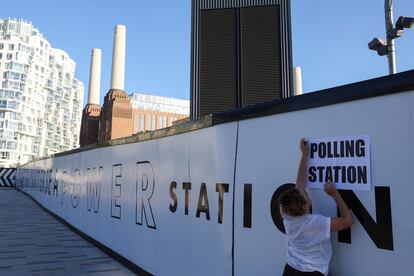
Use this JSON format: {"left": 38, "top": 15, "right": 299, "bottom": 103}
{"left": 368, "top": 0, "right": 414, "bottom": 75}
{"left": 385, "top": 0, "right": 397, "bottom": 74}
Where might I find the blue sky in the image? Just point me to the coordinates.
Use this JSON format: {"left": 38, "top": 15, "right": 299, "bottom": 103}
{"left": 1, "top": 0, "right": 413, "bottom": 105}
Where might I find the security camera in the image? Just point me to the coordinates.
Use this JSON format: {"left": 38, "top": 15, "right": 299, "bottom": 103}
{"left": 396, "top": 16, "right": 414, "bottom": 30}
{"left": 368, "top": 38, "right": 386, "bottom": 51}
{"left": 376, "top": 46, "right": 388, "bottom": 56}
{"left": 368, "top": 38, "right": 388, "bottom": 56}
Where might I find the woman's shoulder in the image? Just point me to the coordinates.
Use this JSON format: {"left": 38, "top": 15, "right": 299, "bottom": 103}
{"left": 303, "top": 214, "right": 331, "bottom": 236}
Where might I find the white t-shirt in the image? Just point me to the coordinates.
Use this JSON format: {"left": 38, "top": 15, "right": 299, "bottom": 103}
{"left": 282, "top": 213, "right": 332, "bottom": 276}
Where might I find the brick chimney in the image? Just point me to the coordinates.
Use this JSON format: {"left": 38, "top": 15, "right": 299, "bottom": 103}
{"left": 99, "top": 25, "right": 133, "bottom": 142}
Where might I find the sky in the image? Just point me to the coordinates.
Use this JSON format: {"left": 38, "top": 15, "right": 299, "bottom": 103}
{"left": 1, "top": 0, "right": 413, "bottom": 105}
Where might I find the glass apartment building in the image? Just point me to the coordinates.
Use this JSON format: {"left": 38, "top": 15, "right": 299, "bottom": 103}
{"left": 130, "top": 93, "right": 189, "bottom": 133}
{"left": 0, "top": 18, "right": 84, "bottom": 167}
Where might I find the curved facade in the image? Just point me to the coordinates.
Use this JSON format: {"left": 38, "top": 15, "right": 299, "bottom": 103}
{"left": 0, "top": 18, "right": 84, "bottom": 167}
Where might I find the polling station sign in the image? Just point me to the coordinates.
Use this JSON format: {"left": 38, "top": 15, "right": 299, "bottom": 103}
{"left": 307, "top": 135, "right": 371, "bottom": 190}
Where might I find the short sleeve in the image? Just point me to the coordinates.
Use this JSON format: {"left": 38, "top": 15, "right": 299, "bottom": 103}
{"left": 308, "top": 215, "right": 331, "bottom": 243}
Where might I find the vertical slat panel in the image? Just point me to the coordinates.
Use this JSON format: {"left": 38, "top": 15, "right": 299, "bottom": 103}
{"left": 240, "top": 5, "right": 282, "bottom": 106}
{"left": 191, "top": 0, "right": 293, "bottom": 119}
{"left": 200, "top": 0, "right": 283, "bottom": 9}
{"left": 199, "top": 9, "right": 238, "bottom": 116}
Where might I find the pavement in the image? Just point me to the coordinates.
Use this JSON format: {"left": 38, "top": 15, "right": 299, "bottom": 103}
{"left": 0, "top": 187, "right": 136, "bottom": 276}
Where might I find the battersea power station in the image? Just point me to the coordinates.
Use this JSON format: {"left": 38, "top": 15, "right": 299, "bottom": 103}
{"left": 80, "top": 25, "right": 188, "bottom": 147}
{"left": 82, "top": 0, "right": 295, "bottom": 145}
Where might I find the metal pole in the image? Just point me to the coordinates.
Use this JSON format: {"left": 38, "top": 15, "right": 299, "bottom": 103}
{"left": 385, "top": 0, "right": 397, "bottom": 74}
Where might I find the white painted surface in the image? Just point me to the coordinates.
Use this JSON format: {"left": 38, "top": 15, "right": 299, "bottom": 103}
{"left": 16, "top": 90, "right": 414, "bottom": 275}
{"left": 293, "top": 67, "right": 303, "bottom": 96}
{"left": 110, "top": 25, "right": 126, "bottom": 90}
{"left": 18, "top": 123, "right": 237, "bottom": 276}
{"left": 88, "top": 48, "right": 101, "bottom": 105}
{"left": 306, "top": 135, "right": 371, "bottom": 190}
{"left": 234, "top": 91, "right": 414, "bottom": 276}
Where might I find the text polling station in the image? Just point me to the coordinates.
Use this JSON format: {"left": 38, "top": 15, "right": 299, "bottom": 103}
{"left": 307, "top": 135, "right": 371, "bottom": 190}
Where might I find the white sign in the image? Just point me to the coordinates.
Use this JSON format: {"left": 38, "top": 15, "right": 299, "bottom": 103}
{"left": 307, "top": 135, "right": 371, "bottom": 190}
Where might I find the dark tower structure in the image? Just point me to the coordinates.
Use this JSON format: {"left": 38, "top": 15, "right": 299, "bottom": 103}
{"left": 190, "top": 0, "right": 293, "bottom": 119}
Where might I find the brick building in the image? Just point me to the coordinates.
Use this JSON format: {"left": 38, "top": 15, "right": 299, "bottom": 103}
{"left": 80, "top": 25, "right": 189, "bottom": 147}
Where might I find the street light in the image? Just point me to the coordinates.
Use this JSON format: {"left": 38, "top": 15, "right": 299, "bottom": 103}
{"left": 368, "top": 0, "right": 414, "bottom": 74}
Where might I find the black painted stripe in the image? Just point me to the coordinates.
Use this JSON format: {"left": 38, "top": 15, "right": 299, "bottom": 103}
{"left": 0, "top": 169, "right": 7, "bottom": 179}
{"left": 231, "top": 121, "right": 240, "bottom": 276}
{"left": 6, "top": 169, "right": 15, "bottom": 181}
{"left": 212, "top": 69, "right": 414, "bottom": 124}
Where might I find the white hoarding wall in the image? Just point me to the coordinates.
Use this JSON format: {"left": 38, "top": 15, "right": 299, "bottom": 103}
{"left": 234, "top": 91, "right": 414, "bottom": 275}
{"left": 17, "top": 123, "right": 237, "bottom": 276}
{"left": 16, "top": 90, "right": 414, "bottom": 275}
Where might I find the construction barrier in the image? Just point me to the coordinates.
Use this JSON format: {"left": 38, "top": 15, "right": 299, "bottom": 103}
{"left": 0, "top": 168, "right": 16, "bottom": 187}
{"left": 15, "top": 71, "right": 414, "bottom": 275}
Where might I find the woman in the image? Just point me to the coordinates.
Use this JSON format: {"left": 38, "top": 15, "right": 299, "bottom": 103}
{"left": 279, "top": 139, "right": 353, "bottom": 276}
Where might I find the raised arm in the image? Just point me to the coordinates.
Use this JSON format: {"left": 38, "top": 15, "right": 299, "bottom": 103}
{"left": 324, "top": 182, "right": 353, "bottom": 232}
{"left": 295, "top": 138, "right": 308, "bottom": 191}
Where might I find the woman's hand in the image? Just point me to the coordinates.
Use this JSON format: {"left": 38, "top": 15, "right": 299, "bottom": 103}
{"left": 299, "top": 138, "right": 307, "bottom": 155}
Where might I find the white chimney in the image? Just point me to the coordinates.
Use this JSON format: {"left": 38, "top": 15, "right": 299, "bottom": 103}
{"left": 293, "top": 67, "right": 303, "bottom": 96}
{"left": 87, "top": 48, "right": 101, "bottom": 105}
{"left": 110, "top": 25, "right": 126, "bottom": 90}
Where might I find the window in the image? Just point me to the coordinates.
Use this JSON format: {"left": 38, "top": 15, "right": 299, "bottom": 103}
{"left": 6, "top": 54, "right": 12, "bottom": 60}
{"left": 10, "top": 112, "right": 20, "bottom": 120}
{"left": 147, "top": 114, "right": 151, "bottom": 131}
{"left": 158, "top": 116, "right": 163, "bottom": 129}
{"left": 1, "top": 152, "right": 10, "bottom": 160}
{"left": 0, "top": 43, "right": 3, "bottom": 49}
{"left": 7, "top": 141, "right": 16, "bottom": 150}
{"left": 151, "top": 115, "right": 156, "bottom": 130}
{"left": 8, "top": 44, "right": 14, "bottom": 50}
{"left": 5, "top": 90, "right": 14, "bottom": 98}
{"left": 135, "top": 113, "right": 141, "bottom": 132}
{"left": 140, "top": 114, "right": 145, "bottom": 131}
{"left": 6, "top": 120, "right": 18, "bottom": 130}
{"left": 7, "top": 101, "right": 17, "bottom": 110}
{"left": 4, "top": 130, "right": 14, "bottom": 139}
{"left": 0, "top": 53, "right": 2, "bottom": 59}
